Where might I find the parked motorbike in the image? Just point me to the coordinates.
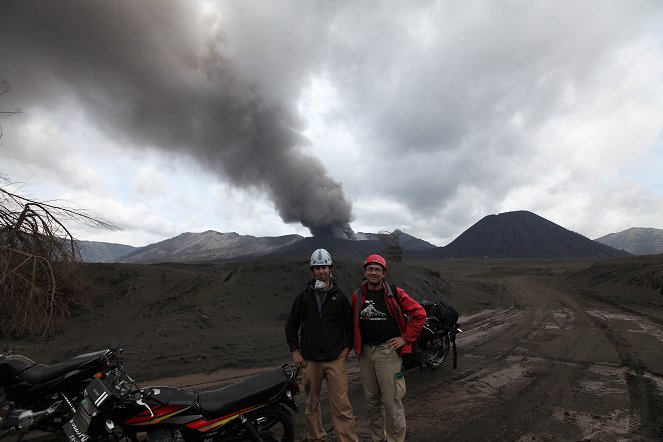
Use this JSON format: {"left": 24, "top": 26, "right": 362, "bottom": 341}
{"left": 0, "top": 341, "right": 120, "bottom": 438}
{"left": 418, "top": 314, "right": 462, "bottom": 369}
{"left": 64, "top": 351, "right": 301, "bottom": 442}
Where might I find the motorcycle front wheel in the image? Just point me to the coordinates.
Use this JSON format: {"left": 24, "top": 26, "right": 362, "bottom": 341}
{"left": 243, "top": 404, "right": 295, "bottom": 442}
{"left": 425, "top": 334, "right": 450, "bottom": 369}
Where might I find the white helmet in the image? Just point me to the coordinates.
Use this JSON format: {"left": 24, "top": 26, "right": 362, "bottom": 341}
{"left": 310, "top": 248, "right": 332, "bottom": 267}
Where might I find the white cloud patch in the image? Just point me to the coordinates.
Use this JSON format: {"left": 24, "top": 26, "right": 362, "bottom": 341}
{"left": 63, "top": 192, "right": 188, "bottom": 246}
{"left": 132, "top": 164, "right": 171, "bottom": 198}
{"left": 3, "top": 109, "right": 100, "bottom": 190}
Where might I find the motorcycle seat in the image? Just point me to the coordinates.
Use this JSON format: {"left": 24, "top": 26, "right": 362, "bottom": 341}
{"left": 18, "top": 350, "right": 108, "bottom": 384}
{"left": 198, "top": 367, "right": 288, "bottom": 418}
{"left": 0, "top": 355, "right": 36, "bottom": 385}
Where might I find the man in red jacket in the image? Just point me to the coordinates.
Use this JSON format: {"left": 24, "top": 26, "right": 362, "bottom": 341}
{"left": 352, "top": 254, "right": 426, "bottom": 442}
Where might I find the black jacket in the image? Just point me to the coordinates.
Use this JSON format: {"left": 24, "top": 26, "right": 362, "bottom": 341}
{"left": 285, "top": 280, "right": 353, "bottom": 362}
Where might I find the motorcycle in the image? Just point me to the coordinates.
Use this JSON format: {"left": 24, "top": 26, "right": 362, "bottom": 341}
{"left": 64, "top": 349, "right": 301, "bottom": 442}
{"left": 418, "top": 313, "right": 462, "bottom": 369}
{"left": 0, "top": 341, "right": 120, "bottom": 438}
{"left": 400, "top": 298, "right": 462, "bottom": 371}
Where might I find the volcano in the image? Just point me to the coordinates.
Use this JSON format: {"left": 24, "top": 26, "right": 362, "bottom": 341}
{"left": 427, "top": 211, "right": 628, "bottom": 259}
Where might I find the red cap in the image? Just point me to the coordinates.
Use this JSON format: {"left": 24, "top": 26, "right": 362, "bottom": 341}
{"left": 364, "top": 254, "right": 387, "bottom": 270}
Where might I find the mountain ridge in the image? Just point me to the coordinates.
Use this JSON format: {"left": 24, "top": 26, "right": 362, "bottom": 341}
{"left": 595, "top": 227, "right": 663, "bottom": 255}
{"left": 78, "top": 210, "right": 630, "bottom": 263}
{"left": 120, "top": 230, "right": 304, "bottom": 263}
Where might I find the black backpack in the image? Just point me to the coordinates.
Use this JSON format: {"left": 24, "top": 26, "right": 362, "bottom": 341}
{"left": 420, "top": 299, "right": 459, "bottom": 333}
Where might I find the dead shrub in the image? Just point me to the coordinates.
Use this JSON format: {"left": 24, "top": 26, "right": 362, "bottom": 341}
{"left": 0, "top": 184, "right": 116, "bottom": 337}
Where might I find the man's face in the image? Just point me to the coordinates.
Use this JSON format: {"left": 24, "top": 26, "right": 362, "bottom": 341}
{"left": 312, "top": 265, "right": 331, "bottom": 282}
{"left": 364, "top": 265, "right": 385, "bottom": 286}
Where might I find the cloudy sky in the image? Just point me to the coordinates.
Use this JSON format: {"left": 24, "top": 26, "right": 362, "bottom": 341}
{"left": 1, "top": 0, "right": 662, "bottom": 247}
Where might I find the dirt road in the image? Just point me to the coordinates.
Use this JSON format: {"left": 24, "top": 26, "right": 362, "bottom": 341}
{"left": 284, "top": 266, "right": 663, "bottom": 441}
{"left": 151, "top": 262, "right": 662, "bottom": 441}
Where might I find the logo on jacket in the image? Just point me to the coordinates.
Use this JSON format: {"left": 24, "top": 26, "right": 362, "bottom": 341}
{"left": 360, "top": 300, "right": 386, "bottom": 320}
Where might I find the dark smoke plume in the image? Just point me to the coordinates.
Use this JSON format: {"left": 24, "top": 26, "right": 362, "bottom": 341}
{"left": 0, "top": 0, "right": 355, "bottom": 238}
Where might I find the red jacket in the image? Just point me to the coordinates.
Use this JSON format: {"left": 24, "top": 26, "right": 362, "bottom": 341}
{"left": 352, "top": 281, "right": 426, "bottom": 357}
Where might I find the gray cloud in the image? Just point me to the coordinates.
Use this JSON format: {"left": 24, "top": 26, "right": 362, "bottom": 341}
{"left": 2, "top": 0, "right": 662, "bottom": 245}
{"left": 317, "top": 1, "right": 661, "bottom": 208}
{"left": 0, "top": 0, "right": 354, "bottom": 238}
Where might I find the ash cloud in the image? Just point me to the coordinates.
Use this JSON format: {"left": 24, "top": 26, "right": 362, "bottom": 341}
{"left": 0, "top": 0, "right": 354, "bottom": 238}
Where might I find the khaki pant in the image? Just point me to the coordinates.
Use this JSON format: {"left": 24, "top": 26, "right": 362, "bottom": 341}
{"left": 302, "top": 357, "right": 359, "bottom": 442}
{"left": 359, "top": 344, "right": 407, "bottom": 442}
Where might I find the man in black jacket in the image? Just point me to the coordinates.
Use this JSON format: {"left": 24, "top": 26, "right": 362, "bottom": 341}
{"left": 285, "top": 249, "right": 358, "bottom": 442}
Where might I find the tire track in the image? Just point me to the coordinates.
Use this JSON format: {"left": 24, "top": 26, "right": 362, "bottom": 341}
{"left": 586, "top": 305, "right": 663, "bottom": 438}
{"left": 407, "top": 275, "right": 653, "bottom": 441}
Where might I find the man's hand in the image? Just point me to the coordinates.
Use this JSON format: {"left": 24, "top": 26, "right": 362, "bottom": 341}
{"left": 338, "top": 347, "right": 350, "bottom": 360}
{"left": 387, "top": 336, "right": 406, "bottom": 350}
{"left": 292, "top": 349, "right": 307, "bottom": 368}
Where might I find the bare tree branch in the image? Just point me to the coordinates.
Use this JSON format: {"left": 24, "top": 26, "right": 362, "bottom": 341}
{"left": 0, "top": 179, "right": 122, "bottom": 337}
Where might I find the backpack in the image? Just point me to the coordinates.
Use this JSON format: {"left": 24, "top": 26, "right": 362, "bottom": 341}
{"left": 420, "top": 299, "right": 459, "bottom": 332}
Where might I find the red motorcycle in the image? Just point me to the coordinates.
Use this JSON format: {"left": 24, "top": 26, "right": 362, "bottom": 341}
{"left": 65, "top": 351, "right": 301, "bottom": 442}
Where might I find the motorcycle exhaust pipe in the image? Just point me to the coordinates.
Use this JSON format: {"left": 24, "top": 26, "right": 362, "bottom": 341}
{"left": 239, "top": 414, "right": 264, "bottom": 442}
